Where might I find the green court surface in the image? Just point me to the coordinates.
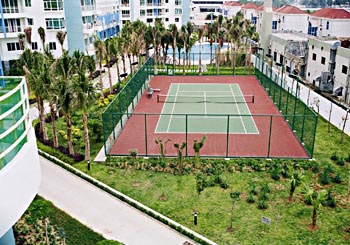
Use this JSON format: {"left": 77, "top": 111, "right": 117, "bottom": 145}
{"left": 155, "top": 83, "right": 259, "bottom": 134}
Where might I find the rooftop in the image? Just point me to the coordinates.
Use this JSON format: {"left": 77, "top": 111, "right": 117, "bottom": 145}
{"left": 275, "top": 5, "right": 306, "bottom": 14}
{"left": 272, "top": 32, "right": 308, "bottom": 42}
{"left": 310, "top": 8, "right": 350, "bottom": 19}
{"left": 223, "top": 1, "right": 241, "bottom": 7}
{"left": 241, "top": 3, "right": 259, "bottom": 10}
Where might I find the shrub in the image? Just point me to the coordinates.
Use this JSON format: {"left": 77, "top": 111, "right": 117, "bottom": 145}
{"left": 336, "top": 158, "right": 345, "bottom": 166}
{"left": 261, "top": 183, "right": 270, "bottom": 193}
{"left": 345, "top": 154, "right": 350, "bottom": 162}
{"left": 257, "top": 199, "right": 268, "bottom": 210}
{"left": 259, "top": 191, "right": 269, "bottom": 201}
{"left": 319, "top": 169, "right": 330, "bottom": 185}
{"left": 322, "top": 190, "right": 337, "bottom": 208}
{"left": 333, "top": 173, "right": 343, "bottom": 183}
{"left": 249, "top": 183, "right": 258, "bottom": 195}
{"left": 330, "top": 152, "right": 339, "bottom": 161}
{"left": 246, "top": 192, "right": 255, "bottom": 203}
{"left": 220, "top": 181, "right": 229, "bottom": 189}
{"left": 270, "top": 169, "right": 280, "bottom": 181}
{"left": 311, "top": 162, "right": 320, "bottom": 173}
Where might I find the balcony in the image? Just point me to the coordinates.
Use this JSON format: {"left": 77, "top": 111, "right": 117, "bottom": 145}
{"left": 2, "top": 6, "right": 20, "bottom": 14}
{"left": 81, "top": 5, "right": 96, "bottom": 11}
{"left": 0, "top": 26, "right": 23, "bottom": 34}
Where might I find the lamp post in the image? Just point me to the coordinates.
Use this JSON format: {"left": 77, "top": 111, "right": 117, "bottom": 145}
{"left": 130, "top": 61, "right": 139, "bottom": 76}
{"left": 87, "top": 160, "right": 91, "bottom": 171}
{"left": 193, "top": 210, "right": 198, "bottom": 226}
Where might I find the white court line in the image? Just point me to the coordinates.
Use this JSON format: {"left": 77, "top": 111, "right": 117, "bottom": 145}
{"left": 230, "top": 84, "right": 247, "bottom": 133}
{"left": 204, "top": 91, "right": 207, "bottom": 117}
{"left": 236, "top": 85, "right": 259, "bottom": 134}
{"left": 166, "top": 84, "right": 179, "bottom": 133}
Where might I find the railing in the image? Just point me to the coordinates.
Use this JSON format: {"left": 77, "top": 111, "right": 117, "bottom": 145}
{"left": 0, "top": 26, "right": 22, "bottom": 33}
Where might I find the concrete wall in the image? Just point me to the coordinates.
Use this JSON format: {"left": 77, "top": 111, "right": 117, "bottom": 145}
{"left": 276, "top": 14, "right": 308, "bottom": 33}
{"left": 334, "top": 46, "right": 350, "bottom": 103}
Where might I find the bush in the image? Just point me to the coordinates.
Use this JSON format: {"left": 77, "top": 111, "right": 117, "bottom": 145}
{"left": 257, "top": 199, "right": 268, "bottom": 210}
{"left": 322, "top": 190, "right": 337, "bottom": 208}
{"left": 270, "top": 169, "right": 280, "bottom": 181}
{"left": 311, "top": 163, "right": 320, "bottom": 173}
{"left": 336, "top": 158, "right": 345, "bottom": 166}
{"left": 246, "top": 192, "right": 255, "bottom": 203}
{"left": 333, "top": 173, "right": 343, "bottom": 184}
{"left": 330, "top": 152, "right": 339, "bottom": 161}
{"left": 261, "top": 183, "right": 270, "bottom": 193}
{"left": 345, "top": 154, "right": 350, "bottom": 162}
{"left": 220, "top": 181, "right": 229, "bottom": 189}
{"left": 319, "top": 169, "right": 330, "bottom": 185}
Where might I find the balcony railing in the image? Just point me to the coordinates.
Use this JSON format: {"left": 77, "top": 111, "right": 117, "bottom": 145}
{"left": 2, "top": 7, "right": 19, "bottom": 14}
{"left": 0, "top": 26, "right": 22, "bottom": 33}
{"left": 81, "top": 5, "right": 96, "bottom": 11}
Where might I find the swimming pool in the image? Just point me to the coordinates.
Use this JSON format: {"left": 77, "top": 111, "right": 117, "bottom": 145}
{"left": 167, "top": 42, "right": 229, "bottom": 62}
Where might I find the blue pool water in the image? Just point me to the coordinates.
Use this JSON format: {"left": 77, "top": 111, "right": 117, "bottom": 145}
{"left": 167, "top": 43, "right": 229, "bottom": 61}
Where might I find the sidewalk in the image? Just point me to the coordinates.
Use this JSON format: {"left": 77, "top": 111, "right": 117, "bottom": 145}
{"left": 38, "top": 156, "right": 196, "bottom": 245}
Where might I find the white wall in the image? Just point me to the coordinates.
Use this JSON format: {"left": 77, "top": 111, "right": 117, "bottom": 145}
{"left": 277, "top": 14, "right": 308, "bottom": 33}
{"left": 334, "top": 47, "right": 350, "bottom": 103}
{"left": 0, "top": 128, "right": 41, "bottom": 237}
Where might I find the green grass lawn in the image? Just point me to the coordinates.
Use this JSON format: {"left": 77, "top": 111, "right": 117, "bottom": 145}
{"left": 14, "top": 196, "right": 122, "bottom": 245}
{"left": 72, "top": 116, "right": 350, "bottom": 245}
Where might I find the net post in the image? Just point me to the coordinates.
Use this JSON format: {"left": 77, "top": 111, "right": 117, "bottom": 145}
{"left": 252, "top": 95, "right": 255, "bottom": 103}
{"left": 267, "top": 115, "right": 273, "bottom": 158}
{"left": 144, "top": 114, "right": 148, "bottom": 156}
{"left": 226, "top": 115, "right": 230, "bottom": 158}
{"left": 185, "top": 114, "right": 188, "bottom": 157}
{"left": 300, "top": 103, "right": 307, "bottom": 143}
{"left": 157, "top": 94, "right": 159, "bottom": 103}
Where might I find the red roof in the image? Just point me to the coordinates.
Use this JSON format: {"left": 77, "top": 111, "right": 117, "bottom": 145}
{"left": 275, "top": 5, "right": 306, "bottom": 14}
{"left": 311, "top": 8, "right": 350, "bottom": 19}
{"left": 223, "top": 1, "right": 241, "bottom": 6}
{"left": 241, "top": 3, "right": 259, "bottom": 9}
{"left": 256, "top": 5, "right": 276, "bottom": 12}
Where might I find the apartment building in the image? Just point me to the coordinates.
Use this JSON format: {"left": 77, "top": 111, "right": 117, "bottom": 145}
{"left": 119, "top": 0, "right": 190, "bottom": 28}
{"left": 221, "top": 1, "right": 241, "bottom": 18}
{"left": 273, "top": 5, "right": 308, "bottom": 33}
{"left": 0, "top": 0, "right": 119, "bottom": 73}
{"left": 190, "top": 0, "right": 225, "bottom": 26}
{"left": 0, "top": 76, "right": 41, "bottom": 245}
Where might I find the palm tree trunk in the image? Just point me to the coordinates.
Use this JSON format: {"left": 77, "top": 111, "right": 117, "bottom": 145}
{"left": 37, "top": 96, "right": 48, "bottom": 141}
{"left": 216, "top": 46, "right": 221, "bottom": 75}
{"left": 49, "top": 102, "right": 58, "bottom": 148}
{"left": 210, "top": 41, "right": 213, "bottom": 66}
{"left": 66, "top": 114, "right": 74, "bottom": 156}
{"left": 312, "top": 208, "right": 317, "bottom": 228}
{"left": 172, "top": 45, "right": 176, "bottom": 67}
{"left": 116, "top": 58, "right": 120, "bottom": 83}
{"left": 107, "top": 64, "right": 112, "bottom": 94}
{"left": 122, "top": 56, "right": 126, "bottom": 73}
{"left": 99, "top": 61, "right": 104, "bottom": 97}
{"left": 83, "top": 112, "right": 90, "bottom": 161}
{"left": 289, "top": 185, "right": 295, "bottom": 201}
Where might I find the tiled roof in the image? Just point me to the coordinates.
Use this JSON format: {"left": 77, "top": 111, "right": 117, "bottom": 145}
{"left": 223, "top": 1, "right": 241, "bottom": 6}
{"left": 241, "top": 3, "right": 259, "bottom": 9}
{"left": 275, "top": 5, "right": 306, "bottom": 14}
{"left": 256, "top": 5, "right": 276, "bottom": 12}
{"left": 310, "top": 8, "right": 350, "bottom": 19}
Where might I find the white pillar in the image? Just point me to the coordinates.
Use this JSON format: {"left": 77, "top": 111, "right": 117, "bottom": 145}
{"left": 260, "top": 0, "right": 273, "bottom": 53}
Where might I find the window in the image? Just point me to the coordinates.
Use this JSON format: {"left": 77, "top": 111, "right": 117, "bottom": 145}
{"left": 272, "top": 21, "right": 277, "bottom": 30}
{"left": 165, "top": 0, "right": 168, "bottom": 3}
{"left": 326, "top": 21, "right": 329, "bottom": 30}
{"left": 32, "top": 42, "right": 38, "bottom": 50}
{"left": 342, "top": 65, "right": 348, "bottom": 74}
{"left": 25, "top": 0, "right": 31, "bottom": 7}
{"left": 140, "top": 10, "right": 145, "bottom": 16}
{"left": 273, "top": 51, "right": 277, "bottom": 62}
{"left": 140, "top": 0, "right": 145, "bottom": 5}
{"left": 312, "top": 45, "right": 314, "bottom": 50}
{"left": 321, "top": 57, "right": 326, "bottom": 65}
{"left": 175, "top": 0, "right": 182, "bottom": 5}
{"left": 175, "top": 17, "right": 179, "bottom": 22}
{"left": 175, "top": 8, "right": 182, "bottom": 15}
{"left": 49, "top": 42, "right": 56, "bottom": 50}
{"left": 147, "top": 18, "right": 152, "bottom": 23}
{"left": 43, "top": 0, "right": 63, "bottom": 11}
{"left": 27, "top": 18, "right": 33, "bottom": 25}
{"left": 165, "top": 9, "right": 169, "bottom": 13}
{"left": 312, "top": 53, "right": 317, "bottom": 61}
{"left": 46, "top": 18, "right": 65, "bottom": 29}
{"left": 165, "top": 18, "right": 169, "bottom": 22}
{"left": 7, "top": 42, "right": 21, "bottom": 51}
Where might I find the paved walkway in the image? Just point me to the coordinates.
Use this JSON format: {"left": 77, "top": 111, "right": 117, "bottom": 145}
{"left": 38, "top": 156, "right": 195, "bottom": 245}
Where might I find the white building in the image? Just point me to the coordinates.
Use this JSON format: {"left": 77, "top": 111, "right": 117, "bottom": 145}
{"left": 0, "top": 76, "right": 41, "bottom": 244}
{"left": 0, "top": 0, "right": 119, "bottom": 73}
{"left": 308, "top": 8, "right": 350, "bottom": 37}
{"left": 119, "top": 0, "right": 190, "bottom": 28}
{"left": 221, "top": 1, "right": 241, "bottom": 19}
{"left": 273, "top": 5, "right": 308, "bottom": 33}
{"left": 190, "top": 0, "right": 225, "bottom": 26}
{"left": 241, "top": 2, "right": 259, "bottom": 25}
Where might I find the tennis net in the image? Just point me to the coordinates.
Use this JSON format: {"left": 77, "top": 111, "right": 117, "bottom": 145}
{"left": 157, "top": 94, "right": 255, "bottom": 103}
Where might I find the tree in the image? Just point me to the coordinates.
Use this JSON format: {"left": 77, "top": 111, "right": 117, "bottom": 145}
{"left": 38, "top": 27, "right": 46, "bottom": 50}
{"left": 228, "top": 191, "right": 241, "bottom": 232}
{"left": 180, "top": 25, "right": 188, "bottom": 75}
{"left": 193, "top": 136, "right": 206, "bottom": 168}
{"left": 56, "top": 31, "right": 67, "bottom": 53}
{"left": 55, "top": 51, "right": 76, "bottom": 155}
{"left": 18, "top": 33, "right": 26, "bottom": 50}
{"left": 72, "top": 50, "right": 97, "bottom": 161}
{"left": 104, "top": 38, "right": 115, "bottom": 94}
{"left": 195, "top": 172, "right": 207, "bottom": 198}
{"left": 20, "top": 49, "right": 48, "bottom": 141}
{"left": 303, "top": 187, "right": 327, "bottom": 230}
{"left": 197, "top": 26, "right": 205, "bottom": 75}
{"left": 169, "top": 24, "right": 178, "bottom": 66}
{"left": 155, "top": 138, "right": 171, "bottom": 161}
{"left": 289, "top": 169, "right": 304, "bottom": 201}
{"left": 206, "top": 22, "right": 218, "bottom": 66}
{"left": 24, "top": 27, "right": 32, "bottom": 49}
{"left": 94, "top": 37, "right": 106, "bottom": 97}
{"left": 173, "top": 141, "right": 186, "bottom": 173}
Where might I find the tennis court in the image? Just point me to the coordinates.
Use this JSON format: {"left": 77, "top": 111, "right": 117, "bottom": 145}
{"left": 156, "top": 83, "right": 259, "bottom": 134}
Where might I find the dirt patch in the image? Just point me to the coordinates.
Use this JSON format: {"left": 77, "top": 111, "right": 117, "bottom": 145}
{"left": 275, "top": 184, "right": 285, "bottom": 191}
{"left": 132, "top": 182, "right": 141, "bottom": 187}
{"left": 307, "top": 224, "right": 319, "bottom": 231}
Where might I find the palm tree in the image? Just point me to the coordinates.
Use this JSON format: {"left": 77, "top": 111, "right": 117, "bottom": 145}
{"left": 206, "top": 22, "right": 218, "bottom": 66}
{"left": 104, "top": 38, "right": 114, "bottom": 94}
{"left": 216, "top": 30, "right": 225, "bottom": 74}
{"left": 56, "top": 31, "right": 67, "bottom": 53}
{"left": 38, "top": 27, "right": 46, "bottom": 50}
{"left": 289, "top": 170, "right": 304, "bottom": 201}
{"left": 112, "top": 37, "right": 123, "bottom": 84}
{"left": 197, "top": 26, "right": 204, "bottom": 75}
{"left": 169, "top": 24, "right": 177, "bottom": 66}
{"left": 186, "top": 21, "right": 194, "bottom": 66}
{"left": 55, "top": 51, "right": 76, "bottom": 155}
{"left": 303, "top": 187, "right": 327, "bottom": 229}
{"left": 20, "top": 49, "right": 48, "bottom": 141}
{"left": 23, "top": 27, "right": 32, "bottom": 49}
{"left": 94, "top": 37, "right": 106, "bottom": 97}
{"left": 180, "top": 25, "right": 187, "bottom": 75}
{"left": 72, "top": 50, "right": 97, "bottom": 161}
{"left": 18, "top": 33, "right": 26, "bottom": 50}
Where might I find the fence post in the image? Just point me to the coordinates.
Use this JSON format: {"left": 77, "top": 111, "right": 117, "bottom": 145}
{"left": 267, "top": 115, "right": 273, "bottom": 158}
{"left": 301, "top": 104, "right": 307, "bottom": 143}
{"left": 144, "top": 114, "right": 148, "bottom": 156}
{"left": 186, "top": 114, "right": 188, "bottom": 157}
{"left": 285, "top": 87, "right": 290, "bottom": 115}
{"left": 278, "top": 65, "right": 284, "bottom": 110}
{"left": 112, "top": 114, "right": 116, "bottom": 140}
{"left": 310, "top": 115, "right": 318, "bottom": 158}
{"left": 226, "top": 115, "right": 230, "bottom": 158}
